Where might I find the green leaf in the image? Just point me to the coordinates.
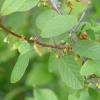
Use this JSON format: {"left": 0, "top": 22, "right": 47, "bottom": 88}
{"left": 63, "top": 0, "right": 85, "bottom": 16}
{"left": 36, "top": 9, "right": 58, "bottom": 29}
{"left": 25, "top": 97, "right": 34, "bottom": 100}
{"left": 18, "top": 41, "right": 31, "bottom": 54}
{"left": 68, "top": 91, "right": 92, "bottom": 100}
{"left": 26, "top": 63, "right": 53, "bottom": 86}
{"left": 41, "top": 15, "right": 78, "bottom": 38}
{"left": 34, "top": 88, "right": 58, "bottom": 100}
{"left": 0, "top": 0, "right": 4, "bottom": 9}
{"left": 11, "top": 50, "right": 32, "bottom": 83}
{"left": 78, "top": 22, "right": 92, "bottom": 33}
{"left": 81, "top": 60, "right": 100, "bottom": 76}
{"left": 88, "top": 88, "right": 98, "bottom": 100}
{"left": 86, "top": 29, "right": 95, "bottom": 40}
{"left": 49, "top": 55, "right": 84, "bottom": 89}
{"left": 0, "top": 0, "right": 39, "bottom": 15}
{"left": 73, "top": 40, "right": 100, "bottom": 60}
{"left": 92, "top": 24, "right": 100, "bottom": 33}
{"left": 91, "top": 0, "right": 100, "bottom": 14}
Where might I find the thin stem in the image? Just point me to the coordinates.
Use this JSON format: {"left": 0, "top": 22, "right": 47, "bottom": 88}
{"left": 68, "top": 8, "right": 72, "bottom": 15}
{"left": 70, "top": 7, "right": 88, "bottom": 43}
{"left": 0, "top": 23, "right": 67, "bottom": 49}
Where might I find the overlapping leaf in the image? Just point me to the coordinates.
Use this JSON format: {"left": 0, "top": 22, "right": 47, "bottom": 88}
{"left": 49, "top": 55, "right": 84, "bottom": 89}
{"left": 81, "top": 60, "right": 100, "bottom": 76}
{"left": 73, "top": 40, "right": 100, "bottom": 60}
{"left": 40, "top": 15, "right": 78, "bottom": 38}
{"left": 34, "top": 88, "right": 58, "bottom": 100}
{"left": 11, "top": 50, "right": 32, "bottom": 83}
{"left": 0, "top": 0, "right": 39, "bottom": 15}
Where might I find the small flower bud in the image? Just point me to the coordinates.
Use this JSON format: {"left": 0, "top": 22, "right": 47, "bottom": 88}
{"left": 67, "top": 1, "right": 74, "bottom": 9}
{"left": 80, "top": 32, "right": 89, "bottom": 40}
{"left": 40, "top": 0, "right": 48, "bottom": 6}
{"left": 63, "top": 48, "right": 67, "bottom": 53}
{"left": 75, "top": 0, "right": 80, "bottom": 2}
{"left": 55, "top": 54, "right": 60, "bottom": 59}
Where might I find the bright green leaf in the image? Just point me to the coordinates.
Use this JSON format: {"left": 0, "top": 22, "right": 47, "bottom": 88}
{"left": 63, "top": 0, "right": 85, "bottom": 16}
{"left": 0, "top": 0, "right": 39, "bottom": 15}
{"left": 18, "top": 41, "right": 31, "bottom": 54}
{"left": 73, "top": 40, "right": 100, "bottom": 60}
{"left": 78, "top": 22, "right": 92, "bottom": 33}
{"left": 11, "top": 50, "right": 32, "bottom": 83}
{"left": 68, "top": 91, "right": 92, "bottom": 100}
{"left": 49, "top": 55, "right": 84, "bottom": 89}
{"left": 36, "top": 9, "right": 58, "bottom": 29}
{"left": 92, "top": 24, "right": 100, "bottom": 33}
{"left": 41, "top": 15, "right": 78, "bottom": 38}
{"left": 81, "top": 60, "right": 100, "bottom": 76}
{"left": 34, "top": 88, "right": 58, "bottom": 100}
{"left": 86, "top": 29, "right": 95, "bottom": 40}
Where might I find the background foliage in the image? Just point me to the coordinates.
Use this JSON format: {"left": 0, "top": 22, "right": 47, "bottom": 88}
{"left": 0, "top": 0, "right": 100, "bottom": 100}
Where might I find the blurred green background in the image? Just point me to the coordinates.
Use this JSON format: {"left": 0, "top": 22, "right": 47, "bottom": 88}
{"left": 0, "top": 0, "right": 100, "bottom": 100}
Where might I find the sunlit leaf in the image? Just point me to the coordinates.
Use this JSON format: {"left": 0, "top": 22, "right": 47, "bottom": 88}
{"left": 34, "top": 88, "right": 58, "bottom": 100}
{"left": 41, "top": 15, "right": 78, "bottom": 38}
{"left": 81, "top": 60, "right": 100, "bottom": 76}
{"left": 0, "top": 0, "right": 39, "bottom": 15}
{"left": 11, "top": 50, "right": 32, "bottom": 83}
{"left": 49, "top": 55, "right": 84, "bottom": 89}
{"left": 73, "top": 40, "right": 100, "bottom": 60}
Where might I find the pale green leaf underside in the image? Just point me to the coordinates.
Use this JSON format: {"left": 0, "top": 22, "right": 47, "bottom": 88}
{"left": 0, "top": 0, "right": 39, "bottom": 15}
{"left": 18, "top": 41, "right": 31, "bottom": 55}
{"left": 73, "top": 40, "right": 100, "bottom": 60}
{"left": 34, "top": 88, "right": 58, "bottom": 100}
{"left": 49, "top": 55, "right": 84, "bottom": 89}
{"left": 41, "top": 15, "right": 78, "bottom": 38}
{"left": 11, "top": 51, "right": 32, "bottom": 83}
{"left": 81, "top": 60, "right": 100, "bottom": 76}
{"left": 36, "top": 10, "right": 58, "bottom": 29}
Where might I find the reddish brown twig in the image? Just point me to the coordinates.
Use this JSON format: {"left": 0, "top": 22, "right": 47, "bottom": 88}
{"left": 0, "top": 23, "right": 67, "bottom": 49}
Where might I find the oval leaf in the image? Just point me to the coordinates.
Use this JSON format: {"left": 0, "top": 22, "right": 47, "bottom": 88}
{"left": 34, "top": 88, "right": 58, "bottom": 100}
{"left": 81, "top": 60, "right": 100, "bottom": 76}
{"left": 36, "top": 10, "right": 58, "bottom": 29}
{"left": 73, "top": 40, "right": 100, "bottom": 60}
{"left": 49, "top": 55, "right": 84, "bottom": 89}
{"left": 11, "top": 51, "right": 32, "bottom": 83}
{"left": 41, "top": 15, "right": 78, "bottom": 38}
{"left": 1, "top": 0, "right": 39, "bottom": 15}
